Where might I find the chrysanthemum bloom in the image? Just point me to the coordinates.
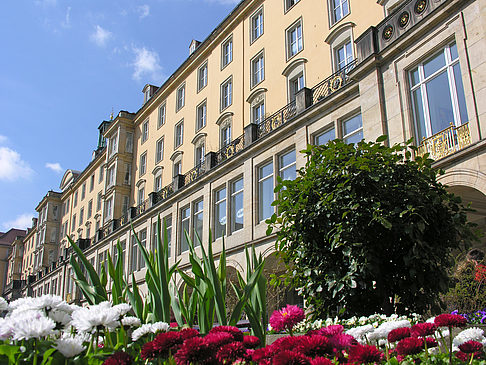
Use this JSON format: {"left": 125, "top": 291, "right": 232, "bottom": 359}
{"left": 272, "top": 350, "right": 312, "bottom": 365}
{"left": 367, "top": 320, "right": 411, "bottom": 342}
{"left": 424, "top": 337, "right": 438, "bottom": 348}
{"left": 54, "top": 337, "right": 86, "bottom": 358}
{"left": 10, "top": 310, "right": 56, "bottom": 340}
{"left": 179, "top": 327, "right": 199, "bottom": 341}
{"left": 243, "top": 335, "right": 260, "bottom": 349}
{"left": 151, "top": 321, "right": 170, "bottom": 334}
{"left": 310, "top": 357, "right": 333, "bottom": 365}
{"left": 434, "top": 314, "right": 467, "bottom": 328}
{"left": 252, "top": 347, "right": 272, "bottom": 364}
{"left": 0, "top": 297, "right": 8, "bottom": 311}
{"left": 270, "top": 336, "right": 304, "bottom": 353}
{"left": 456, "top": 350, "right": 485, "bottom": 362}
{"left": 411, "top": 323, "right": 436, "bottom": 337}
{"left": 209, "top": 326, "right": 244, "bottom": 342}
{"left": 318, "top": 325, "right": 344, "bottom": 337}
{"left": 140, "top": 341, "right": 158, "bottom": 361}
{"left": 396, "top": 337, "right": 423, "bottom": 356}
{"left": 71, "top": 304, "right": 120, "bottom": 333}
{"left": 453, "top": 327, "right": 485, "bottom": 347}
{"left": 102, "top": 351, "right": 132, "bottom": 365}
{"left": 328, "top": 333, "right": 357, "bottom": 351}
{"left": 295, "top": 335, "right": 333, "bottom": 357}
{"left": 346, "top": 324, "right": 374, "bottom": 345}
{"left": 459, "top": 340, "right": 484, "bottom": 354}
{"left": 387, "top": 327, "right": 411, "bottom": 342}
{"left": 204, "top": 332, "right": 234, "bottom": 348}
{"left": 131, "top": 323, "right": 154, "bottom": 341}
{"left": 269, "top": 305, "right": 305, "bottom": 333}
{"left": 347, "top": 344, "right": 383, "bottom": 364}
{"left": 216, "top": 342, "right": 248, "bottom": 364}
{"left": 174, "top": 336, "right": 215, "bottom": 365}
{"left": 121, "top": 316, "right": 141, "bottom": 328}
{"left": 152, "top": 331, "right": 184, "bottom": 358}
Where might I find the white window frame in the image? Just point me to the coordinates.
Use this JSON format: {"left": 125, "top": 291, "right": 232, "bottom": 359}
{"left": 175, "top": 120, "right": 184, "bottom": 148}
{"left": 221, "top": 36, "right": 233, "bottom": 69}
{"left": 341, "top": 113, "right": 363, "bottom": 144}
{"left": 214, "top": 186, "right": 227, "bottom": 240}
{"left": 257, "top": 160, "right": 274, "bottom": 223}
{"left": 286, "top": 19, "right": 303, "bottom": 60}
{"left": 154, "top": 171, "right": 163, "bottom": 192}
{"left": 330, "top": 0, "right": 350, "bottom": 25}
{"left": 279, "top": 149, "right": 296, "bottom": 182}
{"left": 197, "top": 62, "right": 208, "bottom": 92}
{"left": 195, "top": 143, "right": 205, "bottom": 167}
{"left": 250, "top": 7, "right": 264, "bottom": 43}
{"left": 158, "top": 103, "right": 166, "bottom": 128}
{"left": 230, "top": 177, "right": 244, "bottom": 233}
{"left": 179, "top": 205, "right": 191, "bottom": 254}
{"left": 176, "top": 84, "right": 185, "bottom": 112}
{"left": 335, "top": 40, "right": 354, "bottom": 71}
{"left": 141, "top": 120, "right": 149, "bottom": 143}
{"left": 125, "top": 132, "right": 133, "bottom": 153}
{"left": 193, "top": 199, "right": 203, "bottom": 244}
{"left": 139, "top": 152, "right": 147, "bottom": 177}
{"left": 196, "top": 100, "right": 207, "bottom": 131}
{"left": 252, "top": 101, "right": 265, "bottom": 124}
{"left": 251, "top": 51, "right": 265, "bottom": 88}
{"left": 220, "top": 77, "right": 233, "bottom": 111}
{"left": 285, "top": 0, "right": 301, "bottom": 12}
{"left": 156, "top": 137, "right": 164, "bottom": 163}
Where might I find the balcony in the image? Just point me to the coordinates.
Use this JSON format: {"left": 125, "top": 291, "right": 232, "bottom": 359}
{"left": 416, "top": 123, "right": 472, "bottom": 160}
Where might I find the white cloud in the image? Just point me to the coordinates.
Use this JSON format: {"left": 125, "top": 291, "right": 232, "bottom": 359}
{"left": 138, "top": 5, "right": 150, "bottom": 19}
{"left": 45, "top": 162, "right": 63, "bottom": 174}
{"left": 90, "top": 25, "right": 112, "bottom": 47}
{"left": 131, "top": 46, "right": 163, "bottom": 82}
{"left": 61, "top": 6, "right": 72, "bottom": 28}
{"left": 0, "top": 147, "right": 34, "bottom": 182}
{"left": 2, "top": 213, "right": 35, "bottom": 230}
{"left": 0, "top": 135, "right": 7, "bottom": 144}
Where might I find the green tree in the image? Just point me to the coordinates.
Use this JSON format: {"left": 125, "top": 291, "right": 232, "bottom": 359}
{"left": 268, "top": 138, "right": 478, "bottom": 318}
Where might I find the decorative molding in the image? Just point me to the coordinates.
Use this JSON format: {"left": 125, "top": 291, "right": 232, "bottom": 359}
{"left": 215, "top": 112, "right": 234, "bottom": 126}
{"left": 282, "top": 58, "right": 307, "bottom": 76}
{"left": 191, "top": 132, "right": 207, "bottom": 145}
{"left": 170, "top": 150, "right": 184, "bottom": 161}
{"left": 325, "top": 22, "right": 356, "bottom": 45}
{"left": 246, "top": 88, "right": 267, "bottom": 104}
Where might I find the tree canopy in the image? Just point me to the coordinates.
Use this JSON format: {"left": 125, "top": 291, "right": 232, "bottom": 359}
{"left": 268, "top": 138, "right": 478, "bottom": 318}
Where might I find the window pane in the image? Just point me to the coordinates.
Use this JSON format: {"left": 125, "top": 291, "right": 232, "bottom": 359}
{"left": 423, "top": 51, "right": 446, "bottom": 78}
{"left": 410, "top": 68, "right": 420, "bottom": 87}
{"left": 180, "top": 207, "right": 190, "bottom": 253}
{"left": 412, "top": 88, "right": 427, "bottom": 141}
{"left": 231, "top": 178, "right": 243, "bottom": 233}
{"left": 215, "top": 188, "right": 226, "bottom": 239}
{"left": 344, "top": 129, "right": 363, "bottom": 144}
{"left": 450, "top": 43, "right": 458, "bottom": 61}
{"left": 315, "top": 128, "right": 335, "bottom": 145}
{"left": 453, "top": 63, "right": 468, "bottom": 124}
{"left": 280, "top": 150, "right": 296, "bottom": 181}
{"left": 193, "top": 200, "right": 203, "bottom": 245}
{"left": 343, "top": 114, "right": 362, "bottom": 136}
{"left": 258, "top": 162, "right": 273, "bottom": 221}
{"left": 426, "top": 71, "right": 455, "bottom": 134}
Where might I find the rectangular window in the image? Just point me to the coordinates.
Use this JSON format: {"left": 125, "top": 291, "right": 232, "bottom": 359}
{"left": 138, "top": 187, "right": 145, "bottom": 206}
{"left": 175, "top": 120, "right": 184, "bottom": 148}
{"left": 131, "top": 229, "right": 146, "bottom": 272}
{"left": 196, "top": 101, "right": 207, "bottom": 131}
{"left": 251, "top": 8, "right": 264, "bottom": 42}
{"left": 198, "top": 63, "right": 208, "bottom": 91}
{"left": 258, "top": 161, "right": 274, "bottom": 222}
{"left": 154, "top": 173, "right": 162, "bottom": 192}
{"left": 231, "top": 178, "right": 244, "bottom": 233}
{"left": 195, "top": 144, "right": 205, "bottom": 166}
{"left": 79, "top": 208, "right": 84, "bottom": 226}
{"left": 97, "top": 250, "right": 107, "bottom": 275}
{"left": 193, "top": 199, "right": 203, "bottom": 245}
{"left": 124, "top": 163, "right": 131, "bottom": 185}
{"left": 105, "top": 196, "right": 113, "bottom": 220}
{"left": 285, "top": 0, "right": 300, "bottom": 11}
{"left": 173, "top": 161, "right": 182, "bottom": 177}
{"left": 315, "top": 127, "right": 336, "bottom": 145}
{"left": 90, "top": 175, "right": 95, "bottom": 192}
{"left": 86, "top": 225, "right": 91, "bottom": 240}
{"left": 221, "top": 77, "right": 233, "bottom": 111}
{"left": 332, "top": 0, "right": 349, "bottom": 24}
{"left": 251, "top": 52, "right": 265, "bottom": 87}
{"left": 176, "top": 84, "right": 185, "bottom": 111}
{"left": 140, "top": 152, "right": 147, "bottom": 177}
{"left": 125, "top": 132, "right": 134, "bottom": 153}
{"left": 156, "top": 137, "right": 164, "bottom": 163}
{"left": 180, "top": 206, "right": 190, "bottom": 254}
{"left": 342, "top": 114, "right": 363, "bottom": 144}
{"left": 253, "top": 102, "right": 265, "bottom": 124}
{"left": 289, "top": 73, "right": 305, "bottom": 101}
{"left": 279, "top": 149, "right": 296, "bottom": 181}
{"left": 109, "top": 133, "right": 118, "bottom": 156}
{"left": 165, "top": 215, "right": 172, "bottom": 258}
{"left": 214, "top": 187, "right": 227, "bottom": 239}
{"left": 142, "top": 120, "right": 149, "bottom": 143}
{"left": 335, "top": 40, "right": 353, "bottom": 71}
{"left": 221, "top": 37, "right": 233, "bottom": 68}
{"left": 122, "top": 195, "right": 129, "bottom": 215}
{"left": 287, "top": 20, "right": 303, "bottom": 59}
{"left": 99, "top": 166, "right": 104, "bottom": 183}
{"left": 97, "top": 192, "right": 102, "bottom": 212}
{"left": 158, "top": 103, "right": 166, "bottom": 128}
{"left": 221, "top": 125, "right": 231, "bottom": 147}
{"left": 72, "top": 214, "right": 76, "bottom": 232}
{"left": 73, "top": 191, "right": 78, "bottom": 208}
{"left": 107, "top": 165, "right": 115, "bottom": 187}
{"left": 410, "top": 43, "right": 468, "bottom": 141}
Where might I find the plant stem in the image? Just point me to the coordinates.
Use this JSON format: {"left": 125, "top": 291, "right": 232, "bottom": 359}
{"left": 33, "top": 339, "right": 38, "bottom": 365}
{"left": 448, "top": 326, "right": 453, "bottom": 365}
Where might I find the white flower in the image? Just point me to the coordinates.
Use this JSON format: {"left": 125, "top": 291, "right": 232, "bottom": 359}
{"left": 151, "top": 321, "right": 170, "bottom": 333}
{"left": 54, "top": 336, "right": 86, "bottom": 358}
{"left": 346, "top": 324, "right": 374, "bottom": 344}
{"left": 453, "top": 327, "right": 486, "bottom": 347}
{"left": 0, "top": 297, "right": 7, "bottom": 311}
{"left": 368, "top": 320, "right": 411, "bottom": 342}
{"left": 10, "top": 310, "right": 56, "bottom": 340}
{"left": 0, "top": 318, "right": 13, "bottom": 340}
{"left": 122, "top": 316, "right": 141, "bottom": 328}
{"left": 112, "top": 303, "right": 131, "bottom": 317}
{"left": 132, "top": 323, "right": 154, "bottom": 341}
{"left": 71, "top": 304, "right": 120, "bottom": 333}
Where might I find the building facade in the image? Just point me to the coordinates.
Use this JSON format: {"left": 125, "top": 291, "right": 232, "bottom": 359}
{"left": 4, "top": 0, "right": 486, "bottom": 311}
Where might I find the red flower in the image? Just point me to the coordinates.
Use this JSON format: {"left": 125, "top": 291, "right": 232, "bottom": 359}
{"left": 328, "top": 333, "right": 357, "bottom": 351}
{"left": 243, "top": 335, "right": 261, "bottom": 349}
{"left": 252, "top": 347, "right": 272, "bottom": 363}
{"left": 424, "top": 337, "right": 438, "bottom": 348}
{"left": 318, "top": 325, "right": 344, "bottom": 337}
{"left": 216, "top": 342, "right": 248, "bottom": 364}
{"left": 459, "top": 340, "right": 484, "bottom": 354}
{"left": 388, "top": 327, "right": 410, "bottom": 342}
{"left": 269, "top": 305, "right": 305, "bottom": 333}
{"left": 179, "top": 328, "right": 200, "bottom": 341}
{"left": 434, "top": 314, "right": 467, "bottom": 328}
{"left": 396, "top": 337, "right": 423, "bottom": 356}
{"left": 204, "top": 332, "right": 235, "bottom": 348}
{"left": 170, "top": 322, "right": 179, "bottom": 328}
{"left": 209, "top": 326, "right": 244, "bottom": 342}
{"left": 348, "top": 344, "right": 384, "bottom": 364}
{"left": 140, "top": 341, "right": 157, "bottom": 361}
{"left": 456, "top": 350, "right": 485, "bottom": 361}
{"left": 310, "top": 357, "right": 333, "bottom": 365}
{"left": 270, "top": 336, "right": 304, "bottom": 352}
{"left": 411, "top": 322, "right": 436, "bottom": 337}
{"left": 475, "top": 264, "right": 486, "bottom": 282}
{"left": 152, "top": 331, "right": 183, "bottom": 358}
{"left": 174, "top": 337, "right": 215, "bottom": 365}
{"left": 103, "top": 351, "right": 132, "bottom": 365}
{"left": 273, "top": 350, "right": 312, "bottom": 365}
{"left": 295, "top": 335, "right": 333, "bottom": 357}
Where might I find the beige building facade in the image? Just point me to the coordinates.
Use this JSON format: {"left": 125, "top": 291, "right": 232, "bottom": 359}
{"left": 4, "top": 0, "right": 486, "bottom": 311}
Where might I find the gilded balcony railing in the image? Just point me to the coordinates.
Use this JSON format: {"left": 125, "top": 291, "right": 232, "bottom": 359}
{"left": 216, "top": 134, "right": 245, "bottom": 163}
{"left": 257, "top": 102, "right": 297, "bottom": 138}
{"left": 184, "top": 162, "right": 208, "bottom": 186}
{"left": 312, "top": 60, "right": 356, "bottom": 104}
{"left": 416, "top": 123, "right": 472, "bottom": 160}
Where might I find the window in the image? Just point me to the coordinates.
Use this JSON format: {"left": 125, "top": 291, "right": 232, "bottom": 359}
{"left": 97, "top": 192, "right": 102, "bottom": 212}
{"left": 279, "top": 150, "right": 296, "bottom": 181}
{"left": 107, "top": 165, "right": 115, "bottom": 187}
{"left": 198, "top": 63, "right": 208, "bottom": 91}
{"left": 173, "top": 161, "right": 182, "bottom": 177}
{"left": 221, "top": 123, "right": 231, "bottom": 148}
{"left": 214, "top": 187, "right": 227, "bottom": 240}
{"left": 410, "top": 43, "right": 468, "bottom": 141}
{"left": 195, "top": 144, "right": 205, "bottom": 166}
{"left": 140, "top": 152, "right": 147, "bottom": 177}
{"left": 115, "top": 239, "right": 126, "bottom": 271}
{"left": 154, "top": 171, "right": 162, "bottom": 192}
{"left": 156, "top": 137, "right": 164, "bottom": 163}
{"left": 158, "top": 103, "right": 166, "bottom": 128}
{"left": 286, "top": 20, "right": 303, "bottom": 59}
{"left": 109, "top": 133, "right": 118, "bottom": 156}
{"left": 99, "top": 166, "right": 104, "bottom": 183}
{"left": 251, "top": 7, "right": 263, "bottom": 43}
{"left": 335, "top": 40, "right": 353, "bottom": 71}
{"left": 72, "top": 214, "right": 76, "bottom": 232}
{"left": 131, "top": 229, "right": 146, "bottom": 272}
{"left": 73, "top": 191, "right": 78, "bottom": 208}
{"left": 137, "top": 187, "right": 145, "bottom": 206}
{"left": 230, "top": 178, "right": 244, "bottom": 233}
{"left": 251, "top": 52, "right": 265, "bottom": 87}
{"left": 285, "top": 0, "right": 300, "bottom": 11}
{"left": 315, "top": 127, "right": 336, "bottom": 145}
{"left": 105, "top": 196, "right": 113, "bottom": 220}
{"left": 221, "top": 77, "right": 233, "bottom": 111}
{"left": 258, "top": 161, "right": 274, "bottom": 222}
{"left": 124, "top": 163, "right": 131, "bottom": 185}
{"left": 342, "top": 114, "right": 363, "bottom": 144}
{"left": 180, "top": 206, "right": 190, "bottom": 253}
{"left": 175, "top": 120, "right": 184, "bottom": 148}
{"left": 79, "top": 208, "right": 84, "bottom": 226}
{"left": 176, "top": 84, "right": 185, "bottom": 111}
{"left": 253, "top": 101, "right": 265, "bottom": 124}
{"left": 289, "top": 72, "right": 305, "bottom": 102}
{"left": 122, "top": 196, "right": 129, "bottom": 215}
{"left": 221, "top": 37, "right": 233, "bottom": 68}
{"left": 90, "top": 175, "right": 95, "bottom": 192}
{"left": 97, "top": 250, "right": 107, "bottom": 275}
{"left": 193, "top": 200, "right": 203, "bottom": 245}
{"left": 125, "top": 132, "right": 134, "bottom": 153}
{"left": 331, "top": 0, "right": 349, "bottom": 24}
{"left": 196, "top": 101, "right": 207, "bottom": 131}
{"left": 165, "top": 215, "right": 172, "bottom": 257}
{"left": 87, "top": 200, "right": 93, "bottom": 219}
{"left": 141, "top": 120, "right": 149, "bottom": 143}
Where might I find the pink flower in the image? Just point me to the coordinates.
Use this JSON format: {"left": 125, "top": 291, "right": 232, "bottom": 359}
{"left": 396, "top": 337, "right": 423, "bottom": 356}
{"left": 295, "top": 335, "right": 333, "bottom": 357}
{"left": 388, "top": 327, "right": 410, "bottom": 342}
{"left": 424, "top": 337, "right": 438, "bottom": 348}
{"left": 174, "top": 337, "right": 214, "bottom": 365}
{"left": 243, "top": 335, "right": 261, "bottom": 349}
{"left": 179, "top": 328, "right": 199, "bottom": 341}
{"left": 216, "top": 342, "right": 248, "bottom": 364}
{"left": 434, "top": 314, "right": 467, "bottom": 328}
{"left": 270, "top": 305, "right": 305, "bottom": 333}
{"left": 347, "top": 344, "right": 383, "bottom": 364}
{"left": 459, "top": 340, "right": 484, "bottom": 354}
{"left": 328, "top": 333, "right": 357, "bottom": 351}
{"left": 209, "top": 326, "right": 244, "bottom": 342}
{"left": 140, "top": 341, "right": 157, "bottom": 361}
{"left": 152, "top": 331, "right": 184, "bottom": 358}
{"left": 273, "top": 350, "right": 312, "bottom": 365}
{"left": 318, "top": 325, "right": 344, "bottom": 337}
{"left": 310, "top": 357, "right": 333, "bottom": 365}
{"left": 270, "top": 335, "right": 304, "bottom": 353}
{"left": 411, "top": 322, "right": 436, "bottom": 337}
{"left": 204, "top": 332, "right": 234, "bottom": 348}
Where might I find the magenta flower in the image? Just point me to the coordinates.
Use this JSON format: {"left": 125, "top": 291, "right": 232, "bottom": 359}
{"left": 318, "top": 325, "right": 344, "bottom": 337}
{"left": 387, "top": 327, "right": 410, "bottom": 342}
{"left": 411, "top": 322, "right": 436, "bottom": 337}
{"left": 273, "top": 350, "right": 311, "bottom": 365}
{"left": 459, "top": 340, "right": 484, "bottom": 354}
{"left": 269, "top": 305, "right": 305, "bottom": 334}
{"left": 347, "top": 344, "right": 383, "bottom": 364}
{"left": 396, "top": 337, "right": 423, "bottom": 356}
{"left": 295, "top": 335, "right": 333, "bottom": 357}
{"left": 103, "top": 351, "right": 132, "bottom": 365}
{"left": 209, "top": 326, "right": 244, "bottom": 342}
{"left": 216, "top": 342, "right": 248, "bottom": 364}
{"left": 434, "top": 314, "right": 467, "bottom": 328}
{"left": 243, "top": 335, "right": 261, "bottom": 349}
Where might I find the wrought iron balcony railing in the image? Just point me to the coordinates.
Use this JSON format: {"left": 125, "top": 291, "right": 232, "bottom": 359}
{"left": 416, "top": 122, "right": 472, "bottom": 160}
{"left": 311, "top": 61, "right": 356, "bottom": 104}
{"left": 216, "top": 134, "right": 245, "bottom": 164}
{"left": 257, "top": 102, "right": 297, "bottom": 139}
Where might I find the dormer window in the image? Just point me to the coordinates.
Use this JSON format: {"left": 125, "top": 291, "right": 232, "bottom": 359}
{"left": 142, "top": 84, "right": 158, "bottom": 104}
{"left": 189, "top": 39, "right": 201, "bottom": 55}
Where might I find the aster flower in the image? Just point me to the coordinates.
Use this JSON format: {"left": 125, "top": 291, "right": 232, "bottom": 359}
{"left": 295, "top": 335, "right": 333, "bottom": 357}
{"left": 151, "top": 321, "right": 170, "bottom": 334}
{"left": 252, "top": 347, "right": 272, "bottom": 363}
{"left": 103, "top": 351, "right": 132, "bottom": 365}
{"left": 0, "top": 297, "right": 7, "bottom": 311}
{"left": 319, "top": 324, "right": 344, "bottom": 337}
{"left": 204, "top": 332, "right": 234, "bottom": 348}
{"left": 121, "top": 316, "right": 141, "bottom": 328}
{"left": 216, "top": 342, "right": 248, "bottom": 364}
{"left": 179, "top": 327, "right": 199, "bottom": 340}
{"left": 10, "top": 310, "right": 56, "bottom": 340}
{"left": 140, "top": 341, "right": 158, "bottom": 361}
{"left": 243, "top": 335, "right": 261, "bottom": 349}
{"left": 174, "top": 336, "right": 215, "bottom": 365}
{"left": 387, "top": 327, "right": 410, "bottom": 342}
{"left": 54, "top": 336, "right": 86, "bottom": 358}
{"left": 269, "top": 305, "right": 305, "bottom": 334}
{"left": 348, "top": 344, "right": 383, "bottom": 364}
{"left": 396, "top": 337, "right": 423, "bottom": 356}
{"left": 328, "top": 333, "right": 357, "bottom": 351}
{"left": 152, "top": 331, "right": 184, "bottom": 358}
{"left": 131, "top": 323, "right": 154, "bottom": 341}
{"left": 0, "top": 317, "right": 13, "bottom": 340}
{"left": 209, "top": 325, "right": 244, "bottom": 342}
{"left": 453, "top": 327, "right": 486, "bottom": 347}
{"left": 434, "top": 314, "right": 467, "bottom": 328}
{"left": 367, "top": 320, "right": 411, "bottom": 342}
{"left": 459, "top": 340, "right": 483, "bottom": 354}
{"left": 112, "top": 303, "right": 131, "bottom": 318}
{"left": 270, "top": 336, "right": 304, "bottom": 352}
{"left": 411, "top": 322, "right": 436, "bottom": 337}
{"left": 310, "top": 357, "right": 333, "bottom": 365}
{"left": 272, "top": 350, "right": 312, "bottom": 365}
{"left": 346, "top": 324, "right": 374, "bottom": 344}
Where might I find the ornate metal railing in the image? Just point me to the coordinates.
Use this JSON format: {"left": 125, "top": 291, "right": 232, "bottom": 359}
{"left": 157, "top": 183, "right": 175, "bottom": 201}
{"left": 184, "top": 163, "right": 207, "bottom": 186}
{"left": 416, "top": 123, "right": 472, "bottom": 160}
{"left": 216, "top": 134, "right": 245, "bottom": 164}
{"left": 257, "top": 101, "right": 297, "bottom": 139}
{"left": 136, "top": 198, "right": 151, "bottom": 216}
{"left": 312, "top": 60, "right": 356, "bottom": 104}
{"left": 119, "top": 212, "right": 129, "bottom": 226}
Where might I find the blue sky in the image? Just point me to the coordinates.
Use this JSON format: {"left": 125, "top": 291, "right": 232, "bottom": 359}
{"left": 0, "top": 0, "right": 239, "bottom": 231}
